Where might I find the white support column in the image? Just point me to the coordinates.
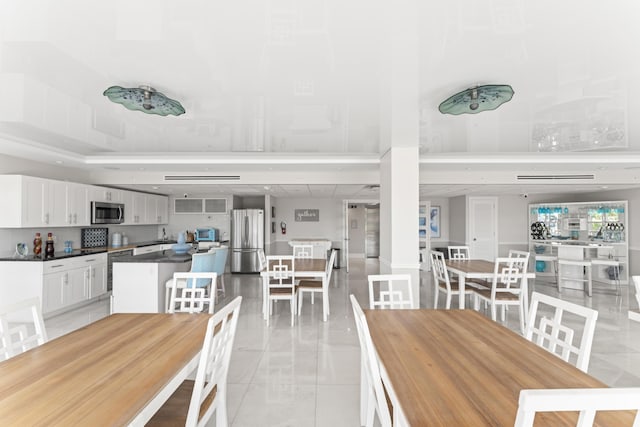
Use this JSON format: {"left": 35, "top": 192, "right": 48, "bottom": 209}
{"left": 378, "top": 0, "right": 420, "bottom": 306}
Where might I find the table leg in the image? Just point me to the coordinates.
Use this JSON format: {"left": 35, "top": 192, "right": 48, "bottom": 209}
{"left": 322, "top": 275, "right": 328, "bottom": 322}
{"left": 522, "top": 275, "right": 529, "bottom": 322}
{"left": 459, "top": 275, "right": 466, "bottom": 309}
{"left": 261, "top": 274, "right": 268, "bottom": 320}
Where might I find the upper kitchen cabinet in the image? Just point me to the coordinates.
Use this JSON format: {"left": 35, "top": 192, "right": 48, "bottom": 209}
{"left": 122, "top": 190, "right": 146, "bottom": 224}
{"left": 67, "top": 182, "right": 90, "bottom": 226}
{"left": 0, "top": 175, "right": 89, "bottom": 228}
{"left": 90, "top": 186, "right": 123, "bottom": 203}
{"left": 148, "top": 194, "right": 169, "bottom": 224}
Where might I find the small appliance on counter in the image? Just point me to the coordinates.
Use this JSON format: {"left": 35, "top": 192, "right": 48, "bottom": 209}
{"left": 112, "top": 232, "right": 122, "bottom": 247}
{"left": 195, "top": 227, "right": 218, "bottom": 242}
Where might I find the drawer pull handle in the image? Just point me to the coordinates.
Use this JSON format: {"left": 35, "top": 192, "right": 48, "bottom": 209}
{"left": 50, "top": 264, "right": 64, "bottom": 268}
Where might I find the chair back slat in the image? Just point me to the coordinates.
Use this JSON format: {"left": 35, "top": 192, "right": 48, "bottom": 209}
{"left": 186, "top": 296, "right": 242, "bottom": 426}
{"left": 525, "top": 292, "right": 598, "bottom": 372}
{"left": 448, "top": 246, "right": 470, "bottom": 260}
{"left": 293, "top": 245, "right": 314, "bottom": 259}
{"left": 514, "top": 387, "right": 640, "bottom": 427}
{"left": 168, "top": 272, "right": 217, "bottom": 314}
{"left": 368, "top": 274, "right": 414, "bottom": 309}
{"left": 0, "top": 297, "right": 47, "bottom": 361}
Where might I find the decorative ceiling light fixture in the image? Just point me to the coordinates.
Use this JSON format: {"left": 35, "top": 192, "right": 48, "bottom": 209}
{"left": 103, "top": 85, "right": 185, "bottom": 116}
{"left": 438, "top": 84, "right": 514, "bottom": 115}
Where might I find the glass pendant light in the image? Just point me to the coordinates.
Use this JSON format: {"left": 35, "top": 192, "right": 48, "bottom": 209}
{"left": 438, "top": 84, "right": 514, "bottom": 115}
{"left": 103, "top": 85, "right": 186, "bottom": 116}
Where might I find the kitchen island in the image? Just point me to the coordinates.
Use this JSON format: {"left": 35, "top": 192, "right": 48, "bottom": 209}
{"left": 112, "top": 250, "right": 192, "bottom": 313}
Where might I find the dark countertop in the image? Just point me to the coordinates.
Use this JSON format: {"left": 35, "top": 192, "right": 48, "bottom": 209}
{"left": 0, "top": 240, "right": 179, "bottom": 262}
{"left": 112, "top": 250, "right": 193, "bottom": 264}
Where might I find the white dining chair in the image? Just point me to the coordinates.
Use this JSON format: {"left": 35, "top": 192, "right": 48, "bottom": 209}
{"left": 165, "top": 251, "right": 216, "bottom": 312}
{"left": 514, "top": 387, "right": 640, "bottom": 427}
{"left": 148, "top": 296, "right": 242, "bottom": 427}
{"left": 430, "top": 250, "right": 473, "bottom": 309}
{"left": 472, "top": 257, "right": 527, "bottom": 333}
{"left": 0, "top": 297, "right": 48, "bottom": 361}
{"left": 293, "top": 244, "right": 314, "bottom": 259}
{"left": 265, "top": 255, "right": 297, "bottom": 327}
{"left": 350, "top": 295, "right": 392, "bottom": 427}
{"left": 168, "top": 272, "right": 218, "bottom": 314}
{"left": 297, "top": 249, "right": 336, "bottom": 320}
{"left": 448, "top": 246, "right": 470, "bottom": 260}
{"left": 524, "top": 291, "right": 598, "bottom": 373}
{"left": 368, "top": 274, "right": 414, "bottom": 309}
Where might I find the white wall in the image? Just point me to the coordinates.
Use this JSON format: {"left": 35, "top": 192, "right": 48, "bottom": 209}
{"left": 271, "top": 197, "right": 343, "bottom": 254}
{"left": 449, "top": 196, "right": 466, "bottom": 245}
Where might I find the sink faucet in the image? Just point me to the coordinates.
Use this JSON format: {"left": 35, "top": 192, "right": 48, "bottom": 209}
{"left": 162, "top": 227, "right": 167, "bottom": 241}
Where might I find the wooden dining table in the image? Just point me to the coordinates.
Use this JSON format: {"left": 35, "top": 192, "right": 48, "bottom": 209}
{"left": 261, "top": 257, "right": 329, "bottom": 321}
{"left": 445, "top": 259, "right": 536, "bottom": 314}
{"left": 0, "top": 313, "right": 210, "bottom": 426}
{"left": 365, "top": 309, "right": 634, "bottom": 426}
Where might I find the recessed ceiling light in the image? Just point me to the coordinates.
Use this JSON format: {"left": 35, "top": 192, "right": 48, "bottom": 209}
{"left": 139, "top": 167, "right": 145, "bottom": 171}
{"left": 600, "top": 186, "right": 609, "bottom": 189}
{"left": 152, "top": 186, "right": 159, "bottom": 190}
{"left": 55, "top": 160, "right": 63, "bottom": 164}
{"left": 264, "top": 186, "right": 271, "bottom": 191}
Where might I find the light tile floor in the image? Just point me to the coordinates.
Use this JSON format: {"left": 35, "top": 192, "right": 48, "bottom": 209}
{"left": 45, "top": 258, "right": 640, "bottom": 426}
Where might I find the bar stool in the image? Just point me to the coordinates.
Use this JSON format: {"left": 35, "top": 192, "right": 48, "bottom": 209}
{"left": 534, "top": 254, "right": 558, "bottom": 283}
{"left": 557, "top": 259, "right": 592, "bottom": 297}
{"left": 590, "top": 258, "right": 621, "bottom": 295}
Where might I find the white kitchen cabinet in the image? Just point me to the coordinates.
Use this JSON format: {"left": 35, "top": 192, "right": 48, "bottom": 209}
{"left": 90, "top": 186, "right": 123, "bottom": 203}
{"left": 89, "top": 261, "right": 107, "bottom": 298}
{"left": 157, "top": 196, "right": 169, "bottom": 224}
{"left": 0, "top": 175, "right": 89, "bottom": 227}
{"left": 39, "top": 253, "right": 108, "bottom": 315}
{"left": 43, "top": 269, "right": 66, "bottom": 313}
{"left": 123, "top": 190, "right": 147, "bottom": 224}
{"left": 67, "top": 182, "right": 90, "bottom": 226}
{"left": 144, "top": 194, "right": 169, "bottom": 224}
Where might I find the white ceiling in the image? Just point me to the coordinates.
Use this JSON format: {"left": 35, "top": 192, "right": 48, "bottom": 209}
{"left": 1, "top": 1, "right": 640, "bottom": 197}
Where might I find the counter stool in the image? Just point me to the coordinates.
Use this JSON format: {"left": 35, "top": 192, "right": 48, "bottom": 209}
{"left": 534, "top": 254, "right": 558, "bottom": 283}
{"left": 557, "top": 259, "right": 592, "bottom": 297}
{"left": 590, "top": 258, "right": 621, "bottom": 295}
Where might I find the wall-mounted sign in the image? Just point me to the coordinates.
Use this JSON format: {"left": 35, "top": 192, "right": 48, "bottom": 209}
{"left": 295, "top": 209, "right": 319, "bottom": 222}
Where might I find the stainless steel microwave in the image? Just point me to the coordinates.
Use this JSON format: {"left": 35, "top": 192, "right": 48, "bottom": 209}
{"left": 91, "top": 201, "right": 124, "bottom": 224}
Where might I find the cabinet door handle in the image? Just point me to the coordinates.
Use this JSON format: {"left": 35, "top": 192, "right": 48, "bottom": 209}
{"left": 74, "top": 213, "right": 77, "bottom": 224}
{"left": 68, "top": 214, "right": 72, "bottom": 224}
{"left": 85, "top": 259, "right": 96, "bottom": 262}
{"left": 50, "top": 264, "right": 64, "bottom": 268}
{"left": 45, "top": 213, "right": 50, "bottom": 224}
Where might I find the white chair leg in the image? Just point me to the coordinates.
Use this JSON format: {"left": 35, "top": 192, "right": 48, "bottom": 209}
{"left": 490, "top": 303, "right": 497, "bottom": 321}
{"left": 219, "top": 274, "right": 226, "bottom": 296}
{"left": 311, "top": 293, "right": 315, "bottom": 304}
{"left": 557, "top": 264, "right": 563, "bottom": 293}
{"left": 445, "top": 293, "right": 451, "bottom": 310}
{"left": 165, "top": 287, "right": 170, "bottom": 312}
{"left": 501, "top": 305, "right": 506, "bottom": 322}
{"left": 586, "top": 266, "right": 592, "bottom": 297}
{"left": 518, "top": 302, "right": 525, "bottom": 334}
{"left": 290, "top": 298, "right": 295, "bottom": 327}
{"left": 297, "top": 291, "right": 303, "bottom": 316}
{"left": 434, "top": 286, "right": 439, "bottom": 309}
{"left": 216, "top": 386, "right": 228, "bottom": 427}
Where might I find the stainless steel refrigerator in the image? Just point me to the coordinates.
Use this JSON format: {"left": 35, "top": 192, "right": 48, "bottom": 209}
{"left": 231, "top": 209, "right": 264, "bottom": 273}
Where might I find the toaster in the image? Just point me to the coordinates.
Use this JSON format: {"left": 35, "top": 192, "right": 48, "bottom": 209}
{"left": 195, "top": 228, "right": 218, "bottom": 242}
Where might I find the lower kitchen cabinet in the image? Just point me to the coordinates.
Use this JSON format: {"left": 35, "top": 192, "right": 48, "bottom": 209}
{"left": 0, "top": 253, "right": 108, "bottom": 318}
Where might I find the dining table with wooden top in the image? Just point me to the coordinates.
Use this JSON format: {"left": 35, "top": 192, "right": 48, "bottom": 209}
{"left": 365, "top": 309, "right": 634, "bottom": 426}
{"left": 445, "top": 258, "right": 536, "bottom": 315}
{"left": 261, "top": 257, "right": 328, "bottom": 321}
{"left": 0, "top": 313, "right": 210, "bottom": 426}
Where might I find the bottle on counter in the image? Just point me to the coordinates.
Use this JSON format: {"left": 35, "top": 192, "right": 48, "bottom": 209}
{"left": 45, "top": 232, "right": 55, "bottom": 259}
{"left": 33, "top": 232, "right": 42, "bottom": 257}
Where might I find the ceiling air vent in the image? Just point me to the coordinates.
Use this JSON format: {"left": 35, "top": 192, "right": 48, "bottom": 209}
{"left": 516, "top": 174, "right": 595, "bottom": 180}
{"left": 164, "top": 175, "right": 240, "bottom": 181}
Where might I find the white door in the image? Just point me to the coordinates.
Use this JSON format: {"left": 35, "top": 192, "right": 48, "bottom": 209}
{"left": 343, "top": 200, "right": 350, "bottom": 273}
{"left": 468, "top": 197, "right": 498, "bottom": 261}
